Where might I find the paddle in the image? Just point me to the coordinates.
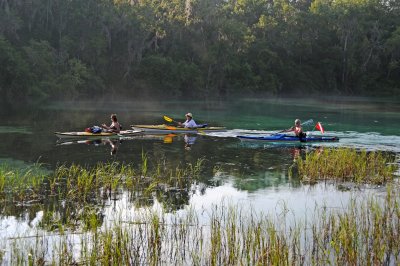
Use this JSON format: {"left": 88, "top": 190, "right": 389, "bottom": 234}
{"left": 163, "top": 115, "right": 180, "bottom": 130}
{"left": 163, "top": 115, "right": 179, "bottom": 125}
{"left": 300, "top": 119, "right": 314, "bottom": 127}
{"left": 163, "top": 114, "right": 205, "bottom": 132}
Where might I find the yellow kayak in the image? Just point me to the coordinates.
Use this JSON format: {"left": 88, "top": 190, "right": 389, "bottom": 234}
{"left": 131, "top": 124, "right": 226, "bottom": 134}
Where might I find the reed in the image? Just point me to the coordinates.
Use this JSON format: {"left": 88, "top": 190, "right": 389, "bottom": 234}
{"left": 0, "top": 157, "right": 203, "bottom": 205}
{"left": 295, "top": 148, "right": 397, "bottom": 183}
{"left": 2, "top": 152, "right": 399, "bottom": 265}
{"left": 0, "top": 163, "right": 47, "bottom": 202}
{"left": 3, "top": 184, "right": 400, "bottom": 265}
{"left": 0, "top": 157, "right": 204, "bottom": 235}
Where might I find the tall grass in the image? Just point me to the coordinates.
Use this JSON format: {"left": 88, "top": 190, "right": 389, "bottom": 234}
{"left": 0, "top": 158, "right": 205, "bottom": 232}
{"left": 3, "top": 185, "right": 400, "bottom": 265}
{"left": 295, "top": 148, "right": 397, "bottom": 184}
{"left": 1, "top": 150, "right": 399, "bottom": 264}
{"left": 0, "top": 162, "right": 47, "bottom": 202}
{"left": 0, "top": 158, "right": 203, "bottom": 204}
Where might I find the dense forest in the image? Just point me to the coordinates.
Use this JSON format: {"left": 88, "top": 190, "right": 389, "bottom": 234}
{"left": 1, "top": 0, "right": 399, "bottom": 104}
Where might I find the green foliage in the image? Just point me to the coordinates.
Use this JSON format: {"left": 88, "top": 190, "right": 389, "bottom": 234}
{"left": 22, "top": 40, "right": 57, "bottom": 99}
{"left": 0, "top": 36, "right": 31, "bottom": 103}
{"left": 0, "top": 0, "right": 399, "bottom": 103}
{"left": 139, "top": 55, "right": 202, "bottom": 96}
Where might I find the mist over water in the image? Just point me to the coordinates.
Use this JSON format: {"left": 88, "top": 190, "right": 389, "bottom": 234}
{"left": 1, "top": 97, "right": 399, "bottom": 165}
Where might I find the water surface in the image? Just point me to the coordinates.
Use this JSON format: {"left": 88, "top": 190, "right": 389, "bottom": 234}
{"left": 0, "top": 98, "right": 399, "bottom": 262}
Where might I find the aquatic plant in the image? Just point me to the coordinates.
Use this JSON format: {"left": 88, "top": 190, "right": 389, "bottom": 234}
{"left": 0, "top": 162, "right": 47, "bottom": 202}
{"left": 3, "top": 185, "right": 400, "bottom": 265}
{"left": 2, "top": 151, "right": 400, "bottom": 265}
{"left": 0, "top": 156, "right": 203, "bottom": 204}
{"left": 0, "top": 157, "right": 205, "bottom": 233}
{"left": 295, "top": 148, "right": 397, "bottom": 184}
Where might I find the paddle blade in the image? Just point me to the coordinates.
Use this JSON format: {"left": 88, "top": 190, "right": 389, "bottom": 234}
{"left": 301, "top": 119, "right": 314, "bottom": 127}
{"left": 315, "top": 122, "right": 325, "bottom": 133}
{"left": 163, "top": 115, "right": 173, "bottom": 123}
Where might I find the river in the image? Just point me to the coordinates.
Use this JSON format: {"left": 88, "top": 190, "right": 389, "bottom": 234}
{"left": 0, "top": 97, "right": 399, "bottom": 263}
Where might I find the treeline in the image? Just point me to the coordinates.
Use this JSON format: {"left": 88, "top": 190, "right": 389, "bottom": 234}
{"left": 1, "top": 0, "right": 399, "bottom": 104}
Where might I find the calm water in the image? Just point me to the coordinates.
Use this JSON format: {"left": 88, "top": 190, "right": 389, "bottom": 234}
{"left": 1, "top": 98, "right": 399, "bottom": 166}
{"left": 1, "top": 98, "right": 399, "bottom": 261}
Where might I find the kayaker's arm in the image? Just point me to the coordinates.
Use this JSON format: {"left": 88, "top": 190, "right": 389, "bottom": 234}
{"left": 281, "top": 126, "right": 295, "bottom": 133}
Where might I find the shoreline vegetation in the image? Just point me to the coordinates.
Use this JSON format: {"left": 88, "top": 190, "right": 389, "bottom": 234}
{"left": 0, "top": 148, "right": 399, "bottom": 264}
{"left": 1, "top": 0, "right": 399, "bottom": 105}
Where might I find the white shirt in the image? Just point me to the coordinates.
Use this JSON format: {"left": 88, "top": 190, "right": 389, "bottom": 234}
{"left": 183, "top": 119, "right": 197, "bottom": 128}
{"left": 184, "top": 134, "right": 197, "bottom": 145}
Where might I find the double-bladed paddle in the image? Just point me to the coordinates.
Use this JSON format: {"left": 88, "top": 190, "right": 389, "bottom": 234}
{"left": 300, "top": 119, "right": 314, "bottom": 127}
{"left": 163, "top": 115, "right": 179, "bottom": 130}
{"left": 163, "top": 115, "right": 207, "bottom": 134}
{"left": 163, "top": 115, "right": 175, "bottom": 123}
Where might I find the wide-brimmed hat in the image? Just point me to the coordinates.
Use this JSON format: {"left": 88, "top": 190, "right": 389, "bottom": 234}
{"left": 186, "top": 113, "right": 193, "bottom": 118}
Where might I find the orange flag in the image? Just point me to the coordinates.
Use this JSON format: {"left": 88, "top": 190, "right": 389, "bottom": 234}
{"left": 315, "top": 122, "right": 324, "bottom": 133}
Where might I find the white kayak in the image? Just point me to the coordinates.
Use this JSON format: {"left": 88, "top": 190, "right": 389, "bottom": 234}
{"left": 55, "top": 130, "right": 142, "bottom": 139}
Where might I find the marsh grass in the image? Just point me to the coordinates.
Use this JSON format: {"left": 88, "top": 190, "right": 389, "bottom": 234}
{"left": 0, "top": 158, "right": 204, "bottom": 231}
{"left": 295, "top": 148, "right": 397, "bottom": 184}
{"left": 3, "top": 185, "right": 400, "bottom": 265}
{"left": 0, "top": 162, "right": 48, "bottom": 202}
{"left": 0, "top": 158, "right": 203, "bottom": 203}
{"left": 1, "top": 152, "right": 400, "bottom": 265}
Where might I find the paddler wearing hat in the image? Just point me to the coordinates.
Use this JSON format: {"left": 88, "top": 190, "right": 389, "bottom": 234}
{"left": 178, "top": 113, "right": 197, "bottom": 128}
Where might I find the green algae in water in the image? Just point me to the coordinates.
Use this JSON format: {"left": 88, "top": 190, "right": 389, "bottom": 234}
{"left": 0, "top": 126, "right": 32, "bottom": 134}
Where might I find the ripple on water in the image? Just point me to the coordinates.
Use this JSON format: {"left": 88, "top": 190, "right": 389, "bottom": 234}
{"left": 207, "top": 129, "right": 400, "bottom": 153}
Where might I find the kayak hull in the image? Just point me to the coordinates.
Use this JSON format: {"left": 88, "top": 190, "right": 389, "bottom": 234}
{"left": 55, "top": 130, "right": 142, "bottom": 139}
{"left": 131, "top": 125, "right": 226, "bottom": 134}
{"left": 237, "top": 134, "right": 339, "bottom": 142}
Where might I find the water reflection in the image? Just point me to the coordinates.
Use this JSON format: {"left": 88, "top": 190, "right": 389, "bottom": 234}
{"left": 184, "top": 134, "right": 197, "bottom": 150}
{"left": 0, "top": 147, "right": 304, "bottom": 231}
{"left": 138, "top": 133, "right": 198, "bottom": 151}
{"left": 57, "top": 138, "right": 121, "bottom": 155}
{"left": 1, "top": 99, "right": 399, "bottom": 252}
{"left": 162, "top": 134, "right": 176, "bottom": 144}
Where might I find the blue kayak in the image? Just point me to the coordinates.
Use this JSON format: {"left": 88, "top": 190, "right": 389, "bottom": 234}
{"left": 237, "top": 134, "right": 339, "bottom": 142}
